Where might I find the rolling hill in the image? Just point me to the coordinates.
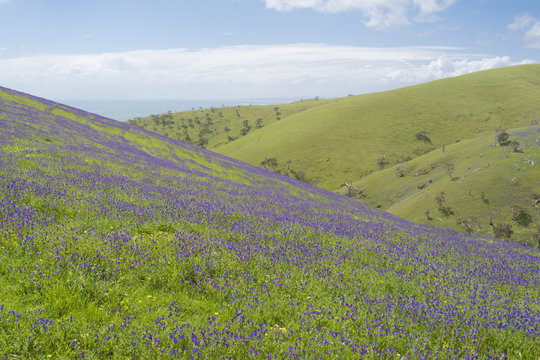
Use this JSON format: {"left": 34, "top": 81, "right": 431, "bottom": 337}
{"left": 129, "top": 64, "right": 540, "bottom": 244}
{"left": 214, "top": 64, "right": 540, "bottom": 190}
{"left": 127, "top": 97, "right": 335, "bottom": 150}
{"left": 1, "top": 85, "right": 539, "bottom": 359}
{"left": 343, "top": 124, "right": 540, "bottom": 247}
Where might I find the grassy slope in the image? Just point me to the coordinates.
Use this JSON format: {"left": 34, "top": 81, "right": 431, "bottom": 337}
{"left": 127, "top": 98, "right": 335, "bottom": 150}
{"left": 1, "top": 86, "right": 540, "bottom": 359}
{"left": 342, "top": 125, "right": 540, "bottom": 246}
{"left": 214, "top": 64, "right": 540, "bottom": 190}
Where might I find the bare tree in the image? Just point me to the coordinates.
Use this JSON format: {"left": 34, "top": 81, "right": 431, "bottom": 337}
{"left": 445, "top": 163, "right": 455, "bottom": 180}
{"left": 341, "top": 183, "right": 365, "bottom": 199}
{"left": 377, "top": 155, "right": 389, "bottom": 169}
{"left": 495, "top": 127, "right": 509, "bottom": 145}
{"left": 435, "top": 192, "right": 446, "bottom": 210}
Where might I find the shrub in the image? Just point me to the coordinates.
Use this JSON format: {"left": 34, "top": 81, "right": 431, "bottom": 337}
{"left": 510, "top": 141, "right": 521, "bottom": 152}
{"left": 260, "top": 157, "right": 279, "bottom": 172}
{"left": 456, "top": 216, "right": 477, "bottom": 234}
{"left": 512, "top": 208, "right": 533, "bottom": 227}
{"left": 493, "top": 223, "right": 513, "bottom": 239}
{"left": 435, "top": 192, "right": 446, "bottom": 210}
{"left": 416, "top": 131, "right": 432, "bottom": 144}
{"left": 496, "top": 128, "right": 510, "bottom": 145}
{"left": 377, "top": 155, "right": 389, "bottom": 169}
{"left": 445, "top": 163, "right": 455, "bottom": 180}
{"left": 395, "top": 166, "right": 405, "bottom": 177}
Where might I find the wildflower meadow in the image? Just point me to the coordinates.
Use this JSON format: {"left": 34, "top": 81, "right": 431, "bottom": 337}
{"left": 0, "top": 86, "right": 539, "bottom": 359}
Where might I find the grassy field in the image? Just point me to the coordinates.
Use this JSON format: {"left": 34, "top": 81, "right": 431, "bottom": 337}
{"left": 128, "top": 98, "right": 335, "bottom": 150}
{"left": 1, "top": 86, "right": 539, "bottom": 359}
{"left": 128, "top": 64, "right": 540, "bottom": 243}
{"left": 214, "top": 64, "right": 540, "bottom": 190}
{"left": 341, "top": 125, "right": 540, "bottom": 247}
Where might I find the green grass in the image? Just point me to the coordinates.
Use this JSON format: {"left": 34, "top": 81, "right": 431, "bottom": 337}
{"left": 127, "top": 98, "right": 335, "bottom": 150}
{"left": 128, "top": 64, "right": 540, "bottom": 243}
{"left": 214, "top": 64, "right": 540, "bottom": 190}
{"left": 1, "top": 84, "right": 540, "bottom": 359}
{"left": 346, "top": 124, "right": 540, "bottom": 246}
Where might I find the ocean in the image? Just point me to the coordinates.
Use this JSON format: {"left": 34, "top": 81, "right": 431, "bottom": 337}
{"left": 57, "top": 98, "right": 297, "bottom": 122}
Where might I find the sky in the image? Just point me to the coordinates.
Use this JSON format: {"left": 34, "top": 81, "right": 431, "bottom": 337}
{"left": 0, "top": 0, "right": 539, "bottom": 100}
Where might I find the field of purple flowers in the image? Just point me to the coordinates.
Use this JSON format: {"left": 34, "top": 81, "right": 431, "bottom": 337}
{"left": 0, "top": 86, "right": 539, "bottom": 359}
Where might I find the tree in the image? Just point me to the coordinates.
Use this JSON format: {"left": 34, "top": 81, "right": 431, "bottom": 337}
{"left": 445, "top": 163, "right": 455, "bottom": 180}
{"left": 435, "top": 192, "right": 446, "bottom": 210}
{"left": 255, "top": 118, "right": 264, "bottom": 128}
{"left": 495, "top": 127, "right": 509, "bottom": 145}
{"left": 493, "top": 223, "right": 513, "bottom": 239}
{"left": 511, "top": 206, "right": 533, "bottom": 227}
{"left": 342, "top": 183, "right": 365, "bottom": 199}
{"left": 480, "top": 191, "right": 488, "bottom": 204}
{"left": 510, "top": 141, "right": 521, "bottom": 152}
{"left": 395, "top": 166, "right": 405, "bottom": 177}
{"left": 377, "top": 155, "right": 389, "bottom": 169}
{"left": 288, "top": 168, "right": 308, "bottom": 183}
{"left": 260, "top": 157, "right": 279, "bottom": 172}
{"left": 535, "top": 223, "right": 540, "bottom": 248}
{"left": 456, "top": 216, "right": 477, "bottom": 234}
{"left": 197, "top": 137, "right": 208, "bottom": 148}
{"left": 415, "top": 131, "right": 432, "bottom": 144}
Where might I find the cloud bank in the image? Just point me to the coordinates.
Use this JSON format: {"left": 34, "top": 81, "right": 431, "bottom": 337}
{"left": 263, "top": 0, "right": 457, "bottom": 28}
{"left": 509, "top": 13, "right": 540, "bottom": 49}
{"left": 0, "top": 44, "right": 532, "bottom": 99}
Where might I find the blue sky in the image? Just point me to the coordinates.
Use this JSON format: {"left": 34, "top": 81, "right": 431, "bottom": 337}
{"left": 0, "top": 0, "right": 539, "bottom": 99}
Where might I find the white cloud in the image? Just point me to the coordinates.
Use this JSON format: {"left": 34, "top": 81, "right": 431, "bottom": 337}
{"left": 525, "top": 22, "right": 540, "bottom": 48}
{"left": 263, "top": 0, "right": 455, "bottom": 28}
{"left": 508, "top": 13, "right": 540, "bottom": 49}
{"left": 413, "top": 0, "right": 455, "bottom": 14}
{"left": 412, "top": 0, "right": 456, "bottom": 22}
{"left": 0, "top": 45, "right": 531, "bottom": 99}
{"left": 508, "top": 13, "right": 535, "bottom": 31}
{"left": 426, "top": 56, "right": 533, "bottom": 79}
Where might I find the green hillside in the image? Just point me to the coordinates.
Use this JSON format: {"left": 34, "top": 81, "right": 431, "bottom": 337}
{"left": 2, "top": 85, "right": 540, "bottom": 359}
{"left": 128, "top": 98, "right": 334, "bottom": 149}
{"left": 342, "top": 125, "right": 540, "bottom": 246}
{"left": 214, "top": 64, "right": 540, "bottom": 190}
{"left": 128, "top": 64, "right": 540, "bottom": 244}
